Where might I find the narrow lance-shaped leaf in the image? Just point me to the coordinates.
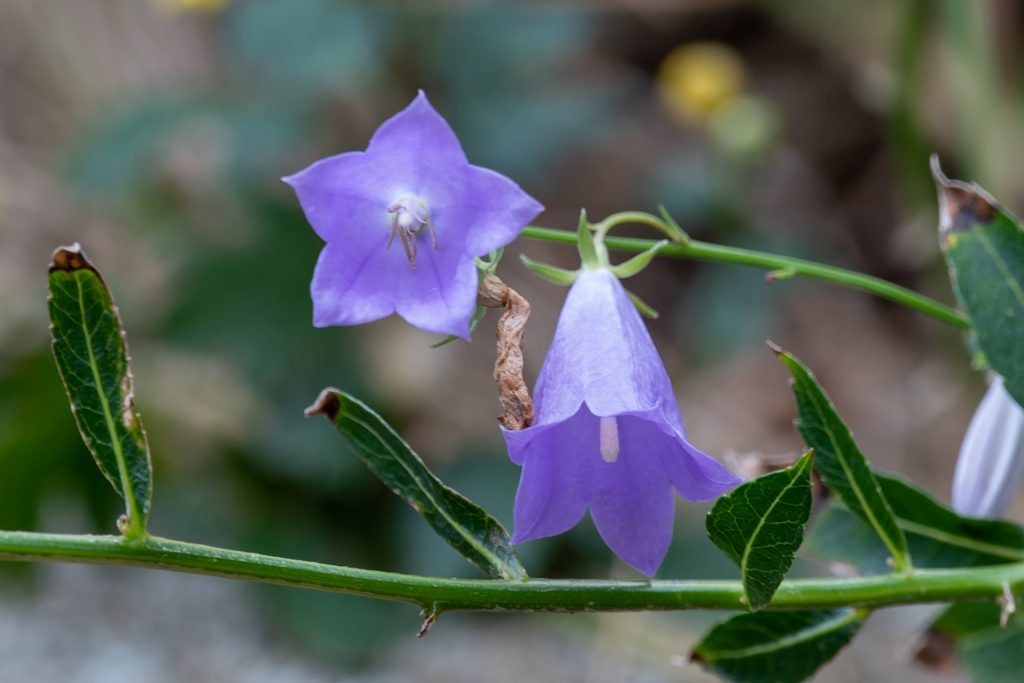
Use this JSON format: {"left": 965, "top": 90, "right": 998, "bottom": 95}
{"left": 307, "top": 388, "right": 527, "bottom": 580}
{"left": 692, "top": 609, "right": 867, "bottom": 683}
{"left": 47, "top": 244, "right": 152, "bottom": 537}
{"left": 806, "top": 470, "right": 1024, "bottom": 573}
{"left": 933, "top": 157, "right": 1024, "bottom": 407}
{"left": 772, "top": 344, "right": 911, "bottom": 572}
{"left": 707, "top": 451, "right": 814, "bottom": 610}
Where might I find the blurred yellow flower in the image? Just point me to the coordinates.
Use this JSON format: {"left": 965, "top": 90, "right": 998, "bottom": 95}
{"left": 155, "top": 0, "right": 229, "bottom": 14}
{"left": 657, "top": 42, "right": 746, "bottom": 125}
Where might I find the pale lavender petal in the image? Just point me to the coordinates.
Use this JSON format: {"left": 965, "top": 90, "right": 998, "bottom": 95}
{"left": 664, "top": 441, "right": 744, "bottom": 502}
{"left": 589, "top": 421, "right": 676, "bottom": 577}
{"left": 366, "top": 91, "right": 468, "bottom": 169}
{"left": 393, "top": 248, "right": 479, "bottom": 338}
{"left": 531, "top": 269, "right": 682, "bottom": 429}
{"left": 511, "top": 407, "right": 596, "bottom": 543}
{"left": 432, "top": 165, "right": 544, "bottom": 256}
{"left": 953, "top": 377, "right": 1024, "bottom": 517}
{"left": 311, "top": 241, "right": 394, "bottom": 327}
{"left": 283, "top": 153, "right": 393, "bottom": 243}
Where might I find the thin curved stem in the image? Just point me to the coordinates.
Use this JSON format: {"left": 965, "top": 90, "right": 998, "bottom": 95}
{"left": 520, "top": 218, "right": 969, "bottom": 329}
{"left": 0, "top": 530, "right": 1018, "bottom": 613}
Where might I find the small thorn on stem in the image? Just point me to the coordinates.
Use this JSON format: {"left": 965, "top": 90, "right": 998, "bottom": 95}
{"left": 417, "top": 605, "right": 439, "bottom": 638}
{"left": 999, "top": 582, "right": 1016, "bottom": 628}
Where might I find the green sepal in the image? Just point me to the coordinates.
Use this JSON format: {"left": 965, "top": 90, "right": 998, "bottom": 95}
{"left": 626, "top": 289, "right": 659, "bottom": 319}
{"left": 657, "top": 204, "right": 690, "bottom": 242}
{"left": 432, "top": 304, "right": 488, "bottom": 348}
{"left": 576, "top": 209, "right": 600, "bottom": 268}
{"left": 610, "top": 240, "right": 668, "bottom": 279}
{"left": 519, "top": 254, "right": 579, "bottom": 286}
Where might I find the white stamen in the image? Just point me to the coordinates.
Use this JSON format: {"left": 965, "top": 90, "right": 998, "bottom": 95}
{"left": 397, "top": 208, "right": 417, "bottom": 231}
{"left": 599, "top": 416, "right": 619, "bottom": 463}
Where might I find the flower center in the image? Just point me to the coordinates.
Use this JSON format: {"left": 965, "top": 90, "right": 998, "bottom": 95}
{"left": 387, "top": 196, "right": 437, "bottom": 269}
{"left": 599, "top": 416, "right": 620, "bottom": 463}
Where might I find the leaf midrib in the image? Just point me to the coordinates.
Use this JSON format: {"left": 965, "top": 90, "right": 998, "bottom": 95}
{"left": 738, "top": 456, "right": 810, "bottom": 593}
{"left": 343, "top": 400, "right": 518, "bottom": 579}
{"left": 800, "top": 373, "right": 909, "bottom": 571}
{"left": 706, "top": 610, "right": 862, "bottom": 660}
{"left": 75, "top": 275, "right": 140, "bottom": 528}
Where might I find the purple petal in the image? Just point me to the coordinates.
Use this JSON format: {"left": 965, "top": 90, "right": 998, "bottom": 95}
{"left": 311, "top": 241, "right": 394, "bottom": 327}
{"left": 663, "top": 440, "right": 743, "bottom": 502}
{"left": 510, "top": 406, "right": 596, "bottom": 543}
{"left": 590, "top": 416, "right": 677, "bottom": 577}
{"left": 392, "top": 247, "right": 479, "bottom": 338}
{"left": 432, "top": 165, "right": 544, "bottom": 256}
{"left": 366, "top": 91, "right": 468, "bottom": 170}
{"left": 283, "top": 152, "right": 392, "bottom": 243}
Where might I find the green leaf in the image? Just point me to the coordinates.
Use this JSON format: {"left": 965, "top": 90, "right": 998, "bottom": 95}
{"left": 519, "top": 254, "right": 579, "bottom": 285}
{"left": 773, "top": 345, "right": 911, "bottom": 572}
{"left": 307, "top": 388, "right": 527, "bottom": 580}
{"left": 47, "top": 245, "right": 152, "bottom": 538}
{"left": 806, "top": 471, "right": 1024, "bottom": 573}
{"left": 959, "top": 618, "right": 1024, "bottom": 683}
{"left": 707, "top": 451, "right": 814, "bottom": 609}
{"left": 610, "top": 240, "right": 668, "bottom": 279}
{"left": 933, "top": 158, "right": 1024, "bottom": 407}
{"left": 692, "top": 609, "right": 866, "bottom": 683}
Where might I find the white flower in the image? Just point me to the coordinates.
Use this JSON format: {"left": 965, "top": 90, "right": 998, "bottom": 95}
{"left": 952, "top": 376, "right": 1024, "bottom": 517}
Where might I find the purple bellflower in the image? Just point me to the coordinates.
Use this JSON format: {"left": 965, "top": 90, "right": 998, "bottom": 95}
{"left": 503, "top": 267, "right": 742, "bottom": 576}
{"left": 285, "top": 92, "right": 543, "bottom": 338}
{"left": 952, "top": 375, "right": 1024, "bottom": 518}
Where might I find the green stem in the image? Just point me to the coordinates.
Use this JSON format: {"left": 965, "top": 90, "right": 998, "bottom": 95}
{"left": 0, "top": 530, "right": 1018, "bottom": 612}
{"left": 520, "top": 219, "right": 969, "bottom": 329}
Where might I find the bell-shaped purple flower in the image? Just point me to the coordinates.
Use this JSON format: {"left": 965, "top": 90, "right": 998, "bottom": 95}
{"left": 503, "top": 268, "right": 742, "bottom": 576}
{"left": 952, "top": 375, "right": 1024, "bottom": 517}
{"left": 285, "top": 92, "right": 543, "bottom": 338}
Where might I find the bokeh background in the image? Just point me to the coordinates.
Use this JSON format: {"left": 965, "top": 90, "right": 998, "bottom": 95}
{"left": 1, "top": 0, "right": 1020, "bottom": 680}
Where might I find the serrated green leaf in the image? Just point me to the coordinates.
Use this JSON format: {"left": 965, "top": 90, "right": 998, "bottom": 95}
{"left": 774, "top": 345, "right": 911, "bottom": 572}
{"left": 307, "top": 388, "right": 527, "bottom": 580}
{"left": 933, "top": 158, "right": 1024, "bottom": 408}
{"left": 47, "top": 245, "right": 152, "bottom": 538}
{"left": 806, "top": 471, "right": 1024, "bottom": 573}
{"left": 959, "top": 619, "right": 1024, "bottom": 683}
{"left": 707, "top": 451, "right": 813, "bottom": 609}
{"left": 692, "top": 609, "right": 866, "bottom": 683}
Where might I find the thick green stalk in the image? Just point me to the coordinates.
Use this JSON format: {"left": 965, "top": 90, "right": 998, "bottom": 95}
{"left": 520, "top": 223, "right": 969, "bottom": 329}
{"left": 0, "top": 530, "right": 1018, "bottom": 612}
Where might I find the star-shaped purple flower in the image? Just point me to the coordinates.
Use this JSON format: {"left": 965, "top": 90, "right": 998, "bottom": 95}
{"left": 503, "top": 268, "right": 742, "bottom": 576}
{"left": 285, "top": 92, "right": 543, "bottom": 338}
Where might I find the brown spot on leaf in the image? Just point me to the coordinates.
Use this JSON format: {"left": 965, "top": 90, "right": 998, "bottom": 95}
{"left": 930, "top": 155, "right": 998, "bottom": 242}
{"left": 49, "top": 243, "right": 97, "bottom": 273}
{"left": 477, "top": 274, "right": 533, "bottom": 430}
{"left": 304, "top": 388, "right": 341, "bottom": 421}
